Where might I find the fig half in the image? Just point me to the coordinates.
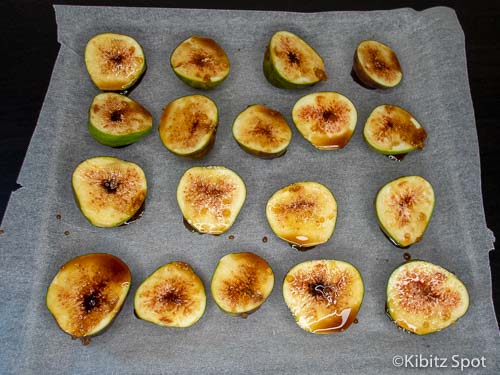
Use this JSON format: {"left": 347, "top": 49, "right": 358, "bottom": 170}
{"left": 89, "top": 93, "right": 153, "bottom": 147}
{"left": 211, "top": 252, "right": 274, "bottom": 316}
{"left": 283, "top": 260, "right": 364, "bottom": 334}
{"left": 85, "top": 33, "right": 146, "bottom": 91}
{"left": 263, "top": 31, "right": 327, "bottom": 89}
{"left": 353, "top": 40, "right": 402, "bottom": 89}
{"left": 170, "top": 36, "right": 230, "bottom": 89}
{"left": 134, "top": 261, "right": 206, "bottom": 328}
{"left": 232, "top": 104, "right": 292, "bottom": 159}
{"left": 177, "top": 166, "right": 246, "bottom": 235}
{"left": 46, "top": 253, "right": 131, "bottom": 339}
{"left": 159, "top": 95, "right": 218, "bottom": 158}
{"left": 376, "top": 176, "right": 435, "bottom": 248}
{"left": 72, "top": 156, "right": 147, "bottom": 228}
{"left": 386, "top": 260, "right": 469, "bottom": 335}
{"left": 266, "top": 181, "right": 337, "bottom": 249}
{"left": 292, "top": 92, "right": 357, "bottom": 150}
{"left": 364, "top": 105, "right": 427, "bottom": 155}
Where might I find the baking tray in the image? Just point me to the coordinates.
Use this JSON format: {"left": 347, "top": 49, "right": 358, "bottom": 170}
{"left": 0, "top": 5, "right": 498, "bottom": 374}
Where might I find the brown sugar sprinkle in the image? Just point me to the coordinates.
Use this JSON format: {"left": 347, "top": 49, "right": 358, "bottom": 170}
{"left": 99, "top": 40, "right": 140, "bottom": 76}
{"left": 64, "top": 231, "right": 70, "bottom": 236}
{"left": 56, "top": 214, "right": 62, "bottom": 220}
{"left": 221, "top": 263, "right": 263, "bottom": 309}
{"left": 376, "top": 106, "right": 427, "bottom": 149}
{"left": 185, "top": 175, "right": 235, "bottom": 219}
{"left": 353, "top": 318, "right": 359, "bottom": 324}
{"left": 291, "top": 263, "right": 350, "bottom": 306}
{"left": 396, "top": 270, "right": 460, "bottom": 317}
{"left": 298, "top": 95, "right": 350, "bottom": 135}
{"left": 262, "top": 236, "right": 268, "bottom": 243}
{"left": 403, "top": 253, "right": 411, "bottom": 261}
{"left": 228, "top": 235, "right": 235, "bottom": 240}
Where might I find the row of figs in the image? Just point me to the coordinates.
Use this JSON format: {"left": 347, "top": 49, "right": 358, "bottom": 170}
{"left": 49, "top": 31, "right": 470, "bottom": 343}
{"left": 85, "top": 31, "right": 400, "bottom": 92}
{"left": 85, "top": 32, "right": 427, "bottom": 155}
{"left": 89, "top": 91, "right": 426, "bottom": 157}
{"left": 47, "top": 252, "right": 469, "bottom": 342}
{"left": 72, "top": 158, "right": 433, "bottom": 249}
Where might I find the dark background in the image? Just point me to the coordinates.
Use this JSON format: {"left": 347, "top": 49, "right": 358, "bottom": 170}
{"left": 1, "top": 0, "right": 498, "bottom": 326}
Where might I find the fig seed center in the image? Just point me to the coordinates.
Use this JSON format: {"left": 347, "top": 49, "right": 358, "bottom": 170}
{"left": 103, "top": 177, "right": 120, "bottom": 193}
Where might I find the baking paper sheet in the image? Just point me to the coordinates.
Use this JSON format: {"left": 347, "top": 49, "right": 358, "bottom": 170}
{"left": 1, "top": 5, "right": 498, "bottom": 374}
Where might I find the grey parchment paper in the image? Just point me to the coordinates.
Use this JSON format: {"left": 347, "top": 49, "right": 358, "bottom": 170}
{"left": 1, "top": 5, "right": 498, "bottom": 374}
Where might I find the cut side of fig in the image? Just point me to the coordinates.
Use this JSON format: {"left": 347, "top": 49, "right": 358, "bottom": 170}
{"left": 364, "top": 105, "right": 426, "bottom": 155}
{"left": 46, "top": 253, "right": 131, "bottom": 339}
{"left": 376, "top": 176, "right": 434, "bottom": 248}
{"left": 177, "top": 166, "right": 246, "bottom": 235}
{"left": 266, "top": 181, "right": 337, "bottom": 248}
{"left": 170, "top": 36, "right": 230, "bottom": 89}
{"left": 283, "top": 260, "right": 364, "bottom": 334}
{"left": 85, "top": 33, "right": 146, "bottom": 91}
{"left": 292, "top": 92, "right": 357, "bottom": 150}
{"left": 134, "top": 261, "right": 206, "bottom": 328}
{"left": 72, "top": 156, "right": 147, "bottom": 228}
{"left": 263, "top": 30, "right": 327, "bottom": 89}
{"left": 159, "top": 95, "right": 218, "bottom": 158}
{"left": 353, "top": 40, "right": 402, "bottom": 89}
{"left": 89, "top": 93, "right": 153, "bottom": 147}
{"left": 232, "top": 104, "right": 292, "bottom": 159}
{"left": 387, "top": 260, "right": 469, "bottom": 335}
{"left": 211, "top": 252, "right": 274, "bottom": 316}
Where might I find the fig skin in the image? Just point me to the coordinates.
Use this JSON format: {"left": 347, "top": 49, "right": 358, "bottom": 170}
{"left": 72, "top": 156, "right": 148, "bottom": 228}
{"left": 352, "top": 40, "right": 402, "bottom": 89}
{"left": 170, "top": 36, "right": 230, "bottom": 90}
{"left": 176, "top": 166, "right": 247, "bottom": 235}
{"left": 363, "top": 104, "right": 427, "bottom": 156}
{"left": 159, "top": 95, "right": 219, "bottom": 159}
{"left": 282, "top": 259, "right": 364, "bottom": 334}
{"left": 386, "top": 260, "right": 469, "bottom": 335}
{"left": 46, "top": 253, "right": 131, "bottom": 340}
{"left": 232, "top": 104, "right": 292, "bottom": 159}
{"left": 375, "top": 176, "right": 435, "bottom": 248}
{"left": 88, "top": 93, "right": 153, "bottom": 147}
{"left": 134, "top": 261, "right": 206, "bottom": 328}
{"left": 84, "top": 33, "right": 147, "bottom": 92}
{"left": 211, "top": 252, "right": 274, "bottom": 316}
{"left": 292, "top": 92, "right": 357, "bottom": 150}
{"left": 263, "top": 31, "right": 327, "bottom": 89}
{"left": 266, "top": 181, "right": 337, "bottom": 248}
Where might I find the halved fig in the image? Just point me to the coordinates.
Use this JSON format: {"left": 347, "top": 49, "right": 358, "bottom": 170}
{"left": 353, "top": 40, "right": 402, "bottom": 89}
{"left": 159, "top": 95, "right": 218, "bottom": 158}
{"left": 88, "top": 93, "right": 152, "bottom": 147}
{"left": 170, "top": 36, "right": 230, "bottom": 89}
{"left": 134, "top": 261, "right": 206, "bottom": 328}
{"left": 46, "top": 253, "right": 131, "bottom": 339}
{"left": 211, "top": 252, "right": 274, "bottom": 316}
{"left": 283, "top": 260, "right": 364, "bottom": 334}
{"left": 387, "top": 260, "right": 469, "bottom": 335}
{"left": 177, "top": 166, "right": 246, "bottom": 235}
{"left": 266, "top": 182, "right": 337, "bottom": 248}
{"left": 85, "top": 33, "right": 146, "bottom": 91}
{"left": 263, "top": 30, "right": 327, "bottom": 89}
{"left": 232, "top": 104, "right": 292, "bottom": 159}
{"left": 364, "top": 105, "right": 426, "bottom": 155}
{"left": 72, "top": 156, "right": 147, "bottom": 228}
{"left": 292, "top": 92, "right": 357, "bottom": 150}
{"left": 376, "top": 176, "right": 434, "bottom": 248}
